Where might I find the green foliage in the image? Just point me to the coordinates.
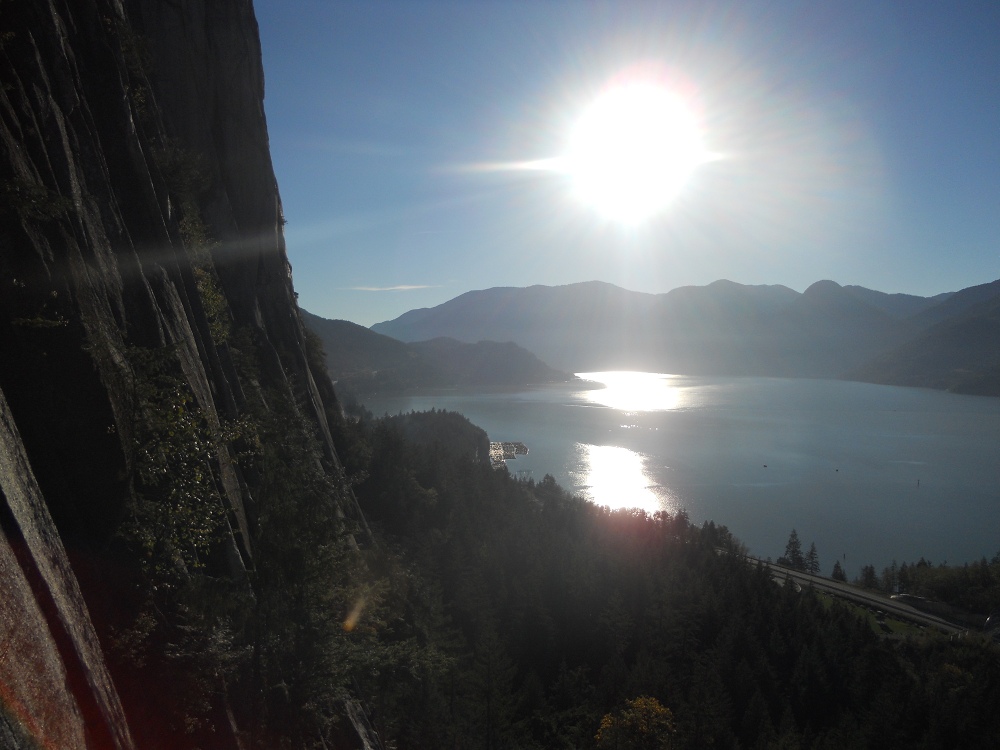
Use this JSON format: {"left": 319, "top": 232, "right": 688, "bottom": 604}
{"left": 777, "top": 528, "right": 805, "bottom": 571}
{"left": 236, "top": 385, "right": 453, "bottom": 746}
{"left": 832, "top": 559, "right": 847, "bottom": 581}
{"left": 342, "top": 407, "right": 1000, "bottom": 749}
{"left": 247, "top": 391, "right": 366, "bottom": 712}
{"left": 596, "top": 696, "right": 676, "bottom": 750}
{"left": 837, "top": 555, "right": 1000, "bottom": 628}
{"left": 156, "top": 140, "right": 211, "bottom": 201}
{"left": 384, "top": 408, "right": 489, "bottom": 464}
{"left": 192, "top": 263, "right": 232, "bottom": 345}
{"left": 469, "top": 623, "right": 518, "bottom": 749}
{"left": 111, "top": 345, "right": 258, "bottom": 741}
{"left": 897, "top": 557, "right": 1000, "bottom": 614}
{"left": 857, "top": 563, "right": 880, "bottom": 590}
{"left": 149, "top": 130, "right": 231, "bottom": 348}
{"left": 805, "top": 542, "right": 820, "bottom": 575}
{"left": 302, "top": 324, "right": 329, "bottom": 382}
{"left": 124, "top": 346, "right": 241, "bottom": 581}
{"left": 160, "top": 149, "right": 232, "bottom": 346}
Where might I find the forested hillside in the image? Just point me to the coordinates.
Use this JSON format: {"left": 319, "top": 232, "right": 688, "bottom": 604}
{"left": 330, "top": 407, "right": 1000, "bottom": 749}
{"left": 851, "top": 292, "right": 1000, "bottom": 395}
{"left": 301, "top": 310, "right": 568, "bottom": 395}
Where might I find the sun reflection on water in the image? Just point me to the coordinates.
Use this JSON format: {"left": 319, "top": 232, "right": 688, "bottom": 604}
{"left": 573, "top": 443, "right": 676, "bottom": 514}
{"left": 577, "top": 371, "right": 684, "bottom": 411}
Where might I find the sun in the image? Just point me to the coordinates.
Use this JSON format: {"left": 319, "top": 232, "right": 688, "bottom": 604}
{"left": 565, "top": 82, "right": 710, "bottom": 224}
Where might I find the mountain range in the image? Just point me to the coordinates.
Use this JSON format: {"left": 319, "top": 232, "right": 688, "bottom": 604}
{"left": 301, "top": 310, "right": 568, "bottom": 395}
{"left": 370, "top": 278, "right": 1000, "bottom": 396}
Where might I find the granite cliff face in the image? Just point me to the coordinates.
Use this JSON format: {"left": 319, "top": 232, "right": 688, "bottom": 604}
{"left": 0, "top": 1, "right": 372, "bottom": 747}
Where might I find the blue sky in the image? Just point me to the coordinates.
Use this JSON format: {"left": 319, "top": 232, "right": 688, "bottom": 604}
{"left": 254, "top": 0, "right": 999, "bottom": 326}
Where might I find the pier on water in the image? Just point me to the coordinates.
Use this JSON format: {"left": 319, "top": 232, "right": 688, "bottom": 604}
{"left": 490, "top": 441, "right": 528, "bottom": 469}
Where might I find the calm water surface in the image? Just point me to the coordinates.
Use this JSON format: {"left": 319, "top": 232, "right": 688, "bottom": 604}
{"left": 363, "top": 373, "right": 1000, "bottom": 577}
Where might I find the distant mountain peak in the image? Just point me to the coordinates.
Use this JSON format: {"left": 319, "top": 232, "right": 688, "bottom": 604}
{"left": 706, "top": 278, "right": 741, "bottom": 289}
{"left": 803, "top": 279, "right": 843, "bottom": 296}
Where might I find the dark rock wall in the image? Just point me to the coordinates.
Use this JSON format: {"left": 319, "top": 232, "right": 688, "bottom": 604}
{"left": 0, "top": 389, "right": 135, "bottom": 750}
{"left": 0, "top": 1, "right": 368, "bottom": 746}
{"left": 125, "top": 0, "right": 361, "bottom": 519}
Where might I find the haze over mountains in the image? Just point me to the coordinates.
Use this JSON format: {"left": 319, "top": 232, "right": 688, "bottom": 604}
{"left": 302, "top": 310, "right": 567, "bottom": 395}
{"left": 368, "top": 278, "right": 1000, "bottom": 396}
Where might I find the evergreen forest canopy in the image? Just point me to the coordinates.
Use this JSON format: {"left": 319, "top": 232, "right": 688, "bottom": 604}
{"left": 319, "top": 398, "right": 1000, "bottom": 749}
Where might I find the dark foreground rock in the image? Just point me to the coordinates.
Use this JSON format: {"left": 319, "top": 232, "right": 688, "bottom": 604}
{"left": 0, "top": 1, "right": 377, "bottom": 747}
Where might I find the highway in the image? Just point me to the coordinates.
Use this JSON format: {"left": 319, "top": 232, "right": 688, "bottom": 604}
{"left": 740, "top": 555, "right": 965, "bottom": 636}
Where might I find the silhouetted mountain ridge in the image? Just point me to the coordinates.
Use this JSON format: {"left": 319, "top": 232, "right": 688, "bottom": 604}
{"left": 907, "top": 278, "right": 1000, "bottom": 328}
{"left": 371, "top": 278, "right": 1000, "bottom": 395}
{"left": 851, "top": 293, "right": 1000, "bottom": 395}
{"left": 842, "top": 285, "right": 953, "bottom": 318}
{"left": 301, "top": 310, "right": 568, "bottom": 394}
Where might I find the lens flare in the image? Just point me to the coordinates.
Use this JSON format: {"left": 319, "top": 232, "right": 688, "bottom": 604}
{"left": 343, "top": 597, "right": 366, "bottom": 632}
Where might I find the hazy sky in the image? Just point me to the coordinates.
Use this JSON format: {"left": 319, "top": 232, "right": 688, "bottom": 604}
{"left": 254, "top": 0, "right": 999, "bottom": 327}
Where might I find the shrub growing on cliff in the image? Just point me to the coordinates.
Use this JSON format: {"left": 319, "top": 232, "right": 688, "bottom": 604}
{"left": 120, "top": 343, "right": 255, "bottom": 594}
{"left": 125, "top": 345, "right": 234, "bottom": 580}
{"left": 112, "top": 345, "right": 258, "bottom": 739}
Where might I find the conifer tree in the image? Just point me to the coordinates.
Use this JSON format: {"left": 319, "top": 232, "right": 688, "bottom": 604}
{"left": 831, "top": 560, "right": 847, "bottom": 581}
{"left": 858, "top": 564, "right": 879, "bottom": 589}
{"left": 805, "top": 543, "right": 820, "bottom": 575}
{"left": 778, "top": 529, "right": 805, "bottom": 571}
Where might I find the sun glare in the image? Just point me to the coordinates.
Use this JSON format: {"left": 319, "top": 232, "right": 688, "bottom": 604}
{"left": 576, "top": 444, "right": 663, "bottom": 513}
{"left": 565, "top": 83, "right": 709, "bottom": 224}
{"left": 579, "top": 371, "right": 685, "bottom": 411}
